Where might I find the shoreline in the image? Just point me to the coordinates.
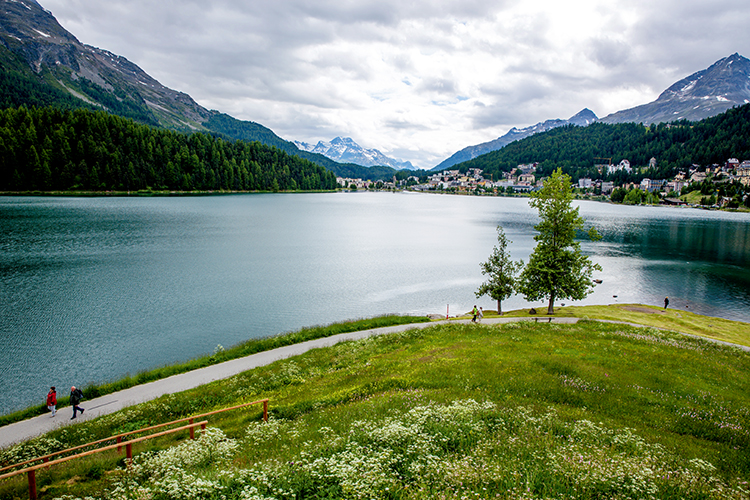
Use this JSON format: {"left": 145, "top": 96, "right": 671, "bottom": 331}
{"left": 3, "top": 189, "right": 748, "bottom": 213}
{"left": 2, "top": 311, "right": 749, "bottom": 449}
{"left": 1, "top": 305, "right": 748, "bottom": 433}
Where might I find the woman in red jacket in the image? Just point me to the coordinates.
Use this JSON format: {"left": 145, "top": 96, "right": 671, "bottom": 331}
{"left": 46, "top": 387, "right": 57, "bottom": 417}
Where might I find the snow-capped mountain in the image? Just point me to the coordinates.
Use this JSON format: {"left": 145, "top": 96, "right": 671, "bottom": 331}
{"left": 294, "top": 137, "right": 416, "bottom": 170}
{"left": 433, "top": 109, "right": 597, "bottom": 171}
{"left": 600, "top": 53, "right": 750, "bottom": 125}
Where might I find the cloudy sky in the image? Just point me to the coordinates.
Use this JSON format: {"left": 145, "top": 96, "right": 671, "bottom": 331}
{"left": 40, "top": 0, "right": 750, "bottom": 169}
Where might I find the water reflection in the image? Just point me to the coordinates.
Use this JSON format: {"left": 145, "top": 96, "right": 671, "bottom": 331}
{"left": 579, "top": 203, "right": 750, "bottom": 319}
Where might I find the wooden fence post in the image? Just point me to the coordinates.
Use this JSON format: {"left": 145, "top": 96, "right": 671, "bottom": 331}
{"left": 189, "top": 418, "right": 194, "bottom": 440}
{"left": 27, "top": 469, "right": 37, "bottom": 500}
{"left": 126, "top": 443, "right": 132, "bottom": 461}
{"left": 263, "top": 400, "right": 268, "bottom": 422}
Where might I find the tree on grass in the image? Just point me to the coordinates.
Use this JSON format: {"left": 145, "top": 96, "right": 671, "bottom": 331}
{"left": 517, "top": 168, "right": 602, "bottom": 314}
{"left": 476, "top": 226, "right": 523, "bottom": 315}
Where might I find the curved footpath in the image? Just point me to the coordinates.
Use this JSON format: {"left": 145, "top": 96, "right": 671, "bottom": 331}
{"left": 1, "top": 316, "right": 746, "bottom": 450}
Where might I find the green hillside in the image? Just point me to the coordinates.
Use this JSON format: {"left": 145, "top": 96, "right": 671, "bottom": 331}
{"left": 0, "top": 42, "right": 399, "bottom": 181}
{"left": 0, "top": 46, "right": 99, "bottom": 113}
{"left": 456, "top": 104, "right": 750, "bottom": 182}
{"left": 0, "top": 43, "right": 164, "bottom": 128}
{"left": 0, "top": 106, "right": 337, "bottom": 192}
{"left": 1, "top": 314, "right": 748, "bottom": 499}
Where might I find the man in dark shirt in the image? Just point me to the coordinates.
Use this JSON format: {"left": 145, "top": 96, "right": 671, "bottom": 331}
{"left": 70, "top": 386, "right": 84, "bottom": 419}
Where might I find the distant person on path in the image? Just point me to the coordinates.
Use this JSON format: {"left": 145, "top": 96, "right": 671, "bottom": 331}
{"left": 70, "top": 386, "right": 84, "bottom": 419}
{"left": 478, "top": 307, "right": 484, "bottom": 322}
{"left": 46, "top": 387, "right": 57, "bottom": 417}
{"left": 664, "top": 296, "right": 669, "bottom": 309}
{"left": 472, "top": 305, "right": 478, "bottom": 323}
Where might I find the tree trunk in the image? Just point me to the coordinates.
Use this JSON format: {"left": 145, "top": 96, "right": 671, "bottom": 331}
{"left": 497, "top": 299, "right": 502, "bottom": 315}
{"left": 547, "top": 294, "right": 555, "bottom": 315}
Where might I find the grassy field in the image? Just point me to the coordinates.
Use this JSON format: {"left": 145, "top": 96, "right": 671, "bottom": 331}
{"left": 0, "top": 315, "right": 429, "bottom": 428}
{"left": 479, "top": 303, "right": 750, "bottom": 348}
{"left": 1, "top": 315, "right": 748, "bottom": 499}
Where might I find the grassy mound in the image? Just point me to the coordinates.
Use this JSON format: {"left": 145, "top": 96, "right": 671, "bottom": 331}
{"left": 482, "top": 303, "right": 750, "bottom": 348}
{"left": 1, "top": 319, "right": 748, "bottom": 499}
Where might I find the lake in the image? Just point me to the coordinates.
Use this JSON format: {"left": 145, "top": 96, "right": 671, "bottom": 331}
{"left": 1, "top": 193, "right": 749, "bottom": 414}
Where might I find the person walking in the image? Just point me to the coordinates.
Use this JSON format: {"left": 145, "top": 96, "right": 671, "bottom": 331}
{"left": 471, "top": 305, "right": 478, "bottom": 323}
{"left": 46, "top": 387, "right": 57, "bottom": 417}
{"left": 478, "top": 307, "right": 484, "bottom": 323}
{"left": 70, "top": 386, "right": 84, "bottom": 419}
{"left": 664, "top": 296, "right": 669, "bottom": 309}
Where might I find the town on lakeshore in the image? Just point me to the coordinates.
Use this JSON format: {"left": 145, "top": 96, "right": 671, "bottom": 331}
{"left": 337, "top": 157, "right": 750, "bottom": 209}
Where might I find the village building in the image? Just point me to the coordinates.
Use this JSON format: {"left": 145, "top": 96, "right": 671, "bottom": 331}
{"left": 690, "top": 171, "right": 707, "bottom": 183}
{"left": 607, "top": 159, "right": 632, "bottom": 174}
{"left": 337, "top": 177, "right": 368, "bottom": 189}
{"left": 640, "top": 178, "right": 664, "bottom": 192}
{"left": 518, "top": 173, "right": 535, "bottom": 184}
{"left": 516, "top": 163, "right": 537, "bottom": 174}
{"left": 666, "top": 180, "right": 687, "bottom": 194}
{"left": 737, "top": 161, "right": 750, "bottom": 186}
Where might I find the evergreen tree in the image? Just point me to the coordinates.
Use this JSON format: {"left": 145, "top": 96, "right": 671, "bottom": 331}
{"left": 475, "top": 226, "right": 523, "bottom": 314}
{"left": 517, "top": 168, "right": 602, "bottom": 314}
{"left": 0, "top": 106, "right": 337, "bottom": 193}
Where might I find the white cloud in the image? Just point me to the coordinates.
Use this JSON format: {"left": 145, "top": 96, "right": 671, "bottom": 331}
{"left": 40, "top": 0, "right": 750, "bottom": 168}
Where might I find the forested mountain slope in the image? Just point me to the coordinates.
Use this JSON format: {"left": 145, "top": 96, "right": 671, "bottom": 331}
{"left": 456, "top": 104, "right": 750, "bottom": 182}
{"left": 0, "top": 106, "right": 337, "bottom": 192}
{"left": 0, "top": 0, "right": 403, "bottom": 180}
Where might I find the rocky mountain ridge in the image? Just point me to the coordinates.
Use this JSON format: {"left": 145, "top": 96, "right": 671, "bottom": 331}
{"left": 434, "top": 54, "right": 750, "bottom": 170}
{"left": 0, "top": 0, "right": 355, "bottom": 175}
{"left": 0, "top": 0, "right": 210, "bottom": 128}
{"left": 434, "top": 109, "right": 598, "bottom": 171}
{"left": 600, "top": 53, "right": 750, "bottom": 125}
{"left": 3, "top": 0, "right": 750, "bottom": 175}
{"left": 294, "top": 137, "right": 415, "bottom": 170}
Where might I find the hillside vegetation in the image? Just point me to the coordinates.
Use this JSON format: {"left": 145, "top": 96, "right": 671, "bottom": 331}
{"left": 1, "top": 317, "right": 748, "bottom": 499}
{"left": 456, "top": 103, "right": 750, "bottom": 183}
{"left": 0, "top": 106, "right": 337, "bottom": 192}
{"left": 0, "top": 42, "right": 404, "bottom": 181}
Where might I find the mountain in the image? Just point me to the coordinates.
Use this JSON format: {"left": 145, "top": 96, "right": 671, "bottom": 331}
{"left": 294, "top": 137, "right": 415, "bottom": 170}
{"left": 454, "top": 101, "right": 750, "bottom": 190}
{"left": 0, "top": 0, "right": 210, "bottom": 129}
{"left": 433, "top": 109, "right": 597, "bottom": 171}
{"left": 600, "top": 53, "right": 750, "bottom": 125}
{"left": 438, "top": 54, "right": 750, "bottom": 172}
{"left": 0, "top": 0, "right": 404, "bottom": 179}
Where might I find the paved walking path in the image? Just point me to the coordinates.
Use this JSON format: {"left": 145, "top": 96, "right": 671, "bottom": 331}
{"left": 1, "top": 315, "right": 744, "bottom": 450}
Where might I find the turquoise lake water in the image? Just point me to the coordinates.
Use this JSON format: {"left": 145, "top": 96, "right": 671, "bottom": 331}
{"left": 1, "top": 193, "right": 749, "bottom": 413}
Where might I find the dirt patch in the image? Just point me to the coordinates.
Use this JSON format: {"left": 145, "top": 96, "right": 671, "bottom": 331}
{"left": 619, "top": 305, "right": 664, "bottom": 314}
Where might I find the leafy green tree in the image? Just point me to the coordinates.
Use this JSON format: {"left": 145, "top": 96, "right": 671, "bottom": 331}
{"left": 623, "top": 188, "right": 646, "bottom": 205}
{"left": 517, "top": 168, "right": 602, "bottom": 314}
{"left": 476, "top": 226, "right": 523, "bottom": 314}
{"left": 610, "top": 187, "right": 627, "bottom": 203}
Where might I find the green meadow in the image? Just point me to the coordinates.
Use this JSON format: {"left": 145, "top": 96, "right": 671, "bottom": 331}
{"left": 1, "top": 312, "right": 748, "bottom": 499}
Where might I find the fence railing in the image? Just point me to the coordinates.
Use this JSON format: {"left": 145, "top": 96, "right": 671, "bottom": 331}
{"left": 0, "top": 420, "right": 207, "bottom": 500}
{"left": 0, "top": 398, "right": 269, "bottom": 500}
